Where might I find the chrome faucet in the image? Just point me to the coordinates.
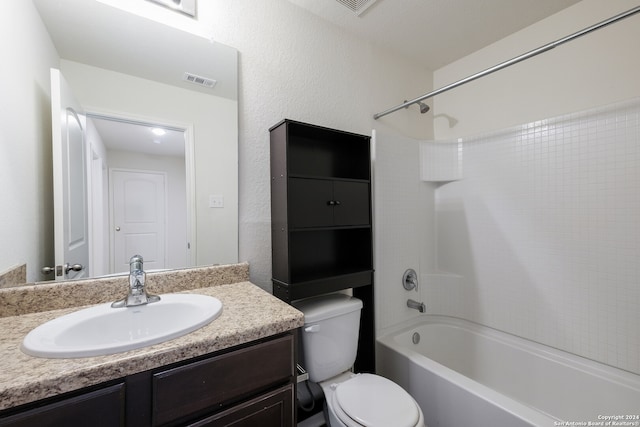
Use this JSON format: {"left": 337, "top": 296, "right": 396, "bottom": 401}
{"left": 407, "top": 299, "right": 426, "bottom": 313}
{"left": 111, "top": 255, "right": 161, "bottom": 308}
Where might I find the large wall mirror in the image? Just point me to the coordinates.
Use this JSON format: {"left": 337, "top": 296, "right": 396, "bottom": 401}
{"left": 18, "top": 0, "right": 238, "bottom": 283}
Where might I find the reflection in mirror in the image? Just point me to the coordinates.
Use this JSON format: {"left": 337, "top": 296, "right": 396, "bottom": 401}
{"left": 85, "top": 115, "right": 192, "bottom": 277}
{"left": 50, "top": 68, "right": 90, "bottom": 282}
{"left": 0, "top": 0, "right": 239, "bottom": 287}
{"left": 56, "top": 60, "right": 239, "bottom": 283}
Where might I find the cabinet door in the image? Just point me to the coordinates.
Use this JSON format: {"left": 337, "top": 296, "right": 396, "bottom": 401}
{"left": 289, "top": 179, "right": 370, "bottom": 228}
{"left": 187, "top": 384, "right": 293, "bottom": 427}
{"left": 289, "top": 178, "right": 333, "bottom": 228}
{"left": 0, "top": 383, "right": 125, "bottom": 427}
{"left": 333, "top": 181, "right": 370, "bottom": 226}
{"left": 152, "top": 335, "right": 293, "bottom": 426}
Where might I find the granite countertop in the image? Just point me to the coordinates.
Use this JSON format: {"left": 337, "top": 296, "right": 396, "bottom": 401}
{"left": 0, "top": 264, "right": 304, "bottom": 411}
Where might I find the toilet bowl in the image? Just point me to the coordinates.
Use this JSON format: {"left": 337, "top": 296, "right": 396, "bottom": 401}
{"left": 320, "top": 371, "right": 425, "bottom": 427}
{"left": 293, "top": 294, "right": 425, "bottom": 427}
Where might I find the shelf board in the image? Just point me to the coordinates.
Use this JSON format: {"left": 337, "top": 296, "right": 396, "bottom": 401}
{"left": 272, "top": 270, "right": 373, "bottom": 302}
{"left": 288, "top": 224, "right": 371, "bottom": 233}
{"left": 287, "top": 174, "right": 370, "bottom": 183}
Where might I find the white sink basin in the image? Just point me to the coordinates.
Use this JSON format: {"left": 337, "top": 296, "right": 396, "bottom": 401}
{"left": 21, "top": 294, "right": 223, "bottom": 358}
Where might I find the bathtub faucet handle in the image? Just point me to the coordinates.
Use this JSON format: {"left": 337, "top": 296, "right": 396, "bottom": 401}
{"left": 403, "top": 269, "right": 418, "bottom": 291}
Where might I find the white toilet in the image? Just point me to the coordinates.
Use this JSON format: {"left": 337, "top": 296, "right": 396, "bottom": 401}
{"left": 293, "top": 293, "right": 425, "bottom": 427}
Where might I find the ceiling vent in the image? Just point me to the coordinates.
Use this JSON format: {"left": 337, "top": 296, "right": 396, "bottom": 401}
{"left": 334, "top": 0, "right": 379, "bottom": 16}
{"left": 182, "top": 72, "right": 217, "bottom": 88}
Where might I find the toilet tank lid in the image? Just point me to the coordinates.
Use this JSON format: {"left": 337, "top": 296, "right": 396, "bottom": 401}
{"left": 292, "top": 294, "right": 363, "bottom": 324}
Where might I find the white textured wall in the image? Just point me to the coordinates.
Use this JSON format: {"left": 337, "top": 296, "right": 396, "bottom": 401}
{"left": 199, "top": 0, "right": 433, "bottom": 288}
{"left": 0, "top": 3, "right": 59, "bottom": 282}
{"left": 2, "top": 1, "right": 430, "bottom": 292}
{"left": 433, "top": 0, "right": 640, "bottom": 139}
{"left": 428, "top": 0, "right": 640, "bottom": 374}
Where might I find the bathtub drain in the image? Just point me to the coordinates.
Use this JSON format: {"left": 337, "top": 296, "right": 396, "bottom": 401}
{"left": 412, "top": 332, "right": 420, "bottom": 345}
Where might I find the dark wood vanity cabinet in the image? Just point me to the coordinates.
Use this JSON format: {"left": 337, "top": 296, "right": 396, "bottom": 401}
{"left": 269, "top": 119, "right": 375, "bottom": 373}
{"left": 0, "top": 333, "right": 296, "bottom": 427}
{"left": 185, "top": 385, "right": 293, "bottom": 427}
{"left": 0, "top": 383, "right": 126, "bottom": 427}
{"left": 151, "top": 334, "right": 294, "bottom": 426}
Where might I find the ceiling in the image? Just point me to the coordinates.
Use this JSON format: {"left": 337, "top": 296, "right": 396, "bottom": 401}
{"left": 35, "top": 0, "right": 581, "bottom": 90}
{"left": 91, "top": 117, "right": 185, "bottom": 157}
{"left": 287, "top": 0, "right": 582, "bottom": 70}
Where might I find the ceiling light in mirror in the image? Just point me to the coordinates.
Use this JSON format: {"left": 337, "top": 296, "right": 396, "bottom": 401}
{"left": 152, "top": 128, "right": 167, "bottom": 136}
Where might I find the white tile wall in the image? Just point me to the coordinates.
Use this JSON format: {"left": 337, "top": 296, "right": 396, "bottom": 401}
{"left": 425, "top": 98, "right": 640, "bottom": 374}
{"left": 373, "top": 127, "right": 436, "bottom": 336}
{"left": 420, "top": 141, "right": 463, "bottom": 182}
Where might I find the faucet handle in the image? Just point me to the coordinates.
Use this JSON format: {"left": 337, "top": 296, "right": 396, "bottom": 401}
{"left": 402, "top": 269, "right": 418, "bottom": 291}
{"left": 111, "top": 254, "right": 159, "bottom": 308}
{"left": 129, "top": 255, "right": 144, "bottom": 272}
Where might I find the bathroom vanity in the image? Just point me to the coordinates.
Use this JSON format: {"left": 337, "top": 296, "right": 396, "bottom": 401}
{"left": 0, "top": 264, "right": 303, "bottom": 426}
{"left": 0, "top": 333, "right": 294, "bottom": 426}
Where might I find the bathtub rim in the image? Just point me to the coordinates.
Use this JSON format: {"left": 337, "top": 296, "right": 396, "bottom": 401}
{"left": 377, "top": 315, "right": 640, "bottom": 425}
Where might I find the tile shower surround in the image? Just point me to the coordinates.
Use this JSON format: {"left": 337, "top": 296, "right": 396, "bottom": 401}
{"left": 424, "top": 98, "right": 640, "bottom": 375}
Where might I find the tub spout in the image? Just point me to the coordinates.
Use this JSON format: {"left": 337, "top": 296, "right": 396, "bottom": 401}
{"left": 407, "top": 299, "right": 426, "bottom": 313}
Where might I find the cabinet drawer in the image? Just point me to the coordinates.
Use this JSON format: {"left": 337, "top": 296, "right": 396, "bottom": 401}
{"left": 187, "top": 384, "right": 294, "bottom": 427}
{"left": 152, "top": 335, "right": 294, "bottom": 426}
{"left": 0, "top": 383, "right": 125, "bottom": 427}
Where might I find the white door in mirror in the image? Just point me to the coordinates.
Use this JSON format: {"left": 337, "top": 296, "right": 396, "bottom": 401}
{"left": 111, "top": 170, "right": 167, "bottom": 273}
{"left": 51, "top": 68, "right": 90, "bottom": 281}
{"left": 21, "top": 294, "right": 222, "bottom": 358}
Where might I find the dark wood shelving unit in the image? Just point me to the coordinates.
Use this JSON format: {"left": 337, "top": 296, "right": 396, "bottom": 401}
{"left": 269, "top": 119, "right": 375, "bottom": 373}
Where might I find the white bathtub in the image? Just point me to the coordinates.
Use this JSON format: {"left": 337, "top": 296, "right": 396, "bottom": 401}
{"left": 377, "top": 316, "right": 640, "bottom": 427}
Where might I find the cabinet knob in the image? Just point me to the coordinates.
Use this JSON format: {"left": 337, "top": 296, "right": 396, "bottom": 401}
{"left": 327, "top": 200, "right": 335, "bottom": 206}
{"left": 334, "top": 200, "right": 341, "bottom": 206}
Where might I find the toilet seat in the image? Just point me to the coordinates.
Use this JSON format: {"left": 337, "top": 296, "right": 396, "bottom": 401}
{"left": 331, "top": 374, "right": 421, "bottom": 427}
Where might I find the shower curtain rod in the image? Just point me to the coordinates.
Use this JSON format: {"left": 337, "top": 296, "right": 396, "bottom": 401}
{"left": 373, "top": 5, "right": 640, "bottom": 120}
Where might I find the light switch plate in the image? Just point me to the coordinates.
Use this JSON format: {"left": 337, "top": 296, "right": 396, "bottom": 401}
{"left": 208, "top": 195, "right": 224, "bottom": 208}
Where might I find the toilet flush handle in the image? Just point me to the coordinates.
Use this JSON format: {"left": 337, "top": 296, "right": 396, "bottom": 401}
{"left": 304, "top": 324, "right": 320, "bottom": 333}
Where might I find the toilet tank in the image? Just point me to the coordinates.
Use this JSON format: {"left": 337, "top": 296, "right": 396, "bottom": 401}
{"left": 293, "top": 294, "right": 363, "bottom": 383}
